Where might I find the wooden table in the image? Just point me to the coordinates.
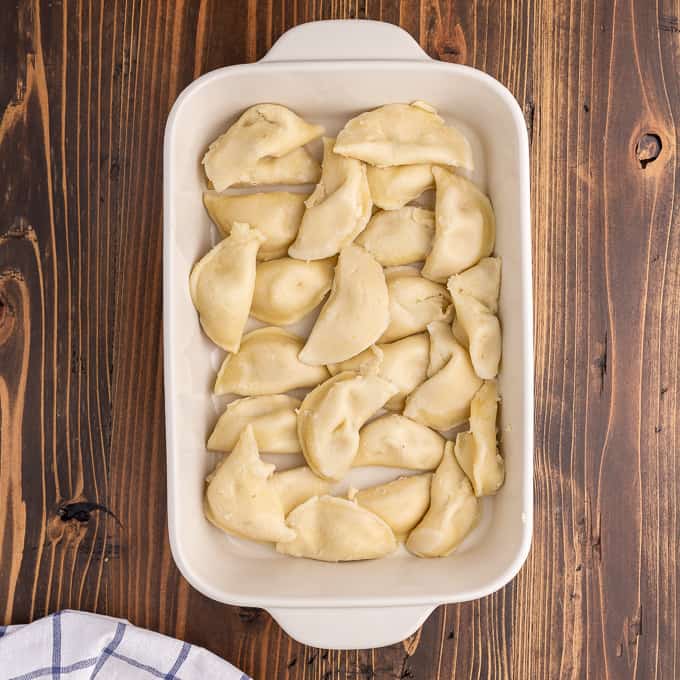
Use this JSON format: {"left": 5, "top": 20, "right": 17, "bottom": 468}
{"left": 1, "top": 1, "right": 678, "bottom": 678}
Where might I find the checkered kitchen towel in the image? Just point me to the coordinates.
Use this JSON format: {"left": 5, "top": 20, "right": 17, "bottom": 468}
{"left": 0, "top": 610, "right": 250, "bottom": 680}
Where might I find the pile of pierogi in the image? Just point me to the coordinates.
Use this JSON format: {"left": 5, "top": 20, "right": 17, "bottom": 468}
{"left": 190, "top": 101, "right": 504, "bottom": 562}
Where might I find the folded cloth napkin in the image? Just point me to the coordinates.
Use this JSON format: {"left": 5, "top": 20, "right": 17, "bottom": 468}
{"left": 0, "top": 610, "right": 250, "bottom": 680}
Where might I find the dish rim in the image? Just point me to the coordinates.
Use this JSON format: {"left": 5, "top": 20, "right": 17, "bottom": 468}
{"left": 163, "top": 57, "right": 534, "bottom": 609}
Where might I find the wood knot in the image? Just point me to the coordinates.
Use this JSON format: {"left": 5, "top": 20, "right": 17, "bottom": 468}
{"left": 636, "top": 133, "right": 662, "bottom": 168}
{"left": 435, "top": 24, "right": 468, "bottom": 63}
{"left": 0, "top": 281, "right": 18, "bottom": 347}
{"left": 237, "top": 607, "right": 260, "bottom": 623}
{"left": 58, "top": 501, "right": 121, "bottom": 525}
{"left": 0, "top": 293, "right": 9, "bottom": 345}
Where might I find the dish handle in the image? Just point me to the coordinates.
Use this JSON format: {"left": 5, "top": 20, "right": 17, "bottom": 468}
{"left": 261, "top": 20, "right": 430, "bottom": 63}
{"left": 266, "top": 604, "right": 436, "bottom": 649}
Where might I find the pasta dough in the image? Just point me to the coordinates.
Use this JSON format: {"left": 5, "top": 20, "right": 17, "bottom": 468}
{"left": 366, "top": 164, "right": 434, "bottom": 210}
{"left": 447, "top": 257, "right": 501, "bottom": 314}
{"left": 272, "top": 466, "right": 331, "bottom": 514}
{"left": 354, "top": 414, "right": 445, "bottom": 470}
{"left": 328, "top": 334, "right": 428, "bottom": 410}
{"left": 207, "top": 395, "right": 301, "bottom": 453}
{"left": 327, "top": 345, "right": 384, "bottom": 377}
{"left": 288, "top": 138, "right": 372, "bottom": 260}
{"left": 426, "top": 320, "right": 460, "bottom": 377}
{"left": 451, "top": 291, "right": 501, "bottom": 379}
{"left": 233, "top": 147, "right": 321, "bottom": 186}
{"left": 404, "top": 336, "right": 482, "bottom": 430}
{"left": 299, "top": 245, "right": 389, "bottom": 365}
{"left": 454, "top": 381, "right": 504, "bottom": 496}
{"left": 406, "top": 442, "right": 479, "bottom": 557}
{"left": 451, "top": 317, "right": 468, "bottom": 348}
{"left": 203, "top": 192, "right": 306, "bottom": 261}
{"left": 334, "top": 102, "right": 472, "bottom": 168}
{"left": 203, "top": 104, "right": 323, "bottom": 191}
{"left": 380, "top": 268, "right": 452, "bottom": 343}
{"left": 297, "top": 372, "right": 398, "bottom": 480}
{"left": 215, "top": 327, "right": 329, "bottom": 396}
{"left": 422, "top": 167, "right": 495, "bottom": 282}
{"left": 276, "top": 496, "right": 397, "bottom": 561}
{"left": 251, "top": 257, "right": 335, "bottom": 325}
{"left": 378, "top": 334, "right": 430, "bottom": 410}
{"left": 355, "top": 207, "right": 434, "bottom": 266}
{"left": 353, "top": 474, "right": 432, "bottom": 537}
{"left": 204, "top": 425, "right": 295, "bottom": 543}
{"left": 189, "top": 222, "right": 264, "bottom": 352}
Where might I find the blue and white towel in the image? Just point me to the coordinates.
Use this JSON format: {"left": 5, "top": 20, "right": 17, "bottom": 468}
{"left": 0, "top": 610, "right": 250, "bottom": 680}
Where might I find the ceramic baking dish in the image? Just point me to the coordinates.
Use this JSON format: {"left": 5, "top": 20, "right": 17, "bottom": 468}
{"left": 163, "top": 19, "right": 533, "bottom": 649}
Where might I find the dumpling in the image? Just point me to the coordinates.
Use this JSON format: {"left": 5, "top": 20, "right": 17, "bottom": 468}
{"left": 452, "top": 317, "right": 468, "bottom": 348}
{"left": 203, "top": 103, "right": 323, "bottom": 191}
{"left": 204, "top": 425, "right": 294, "bottom": 543}
{"left": 207, "top": 395, "right": 301, "bottom": 453}
{"left": 203, "top": 192, "right": 306, "bottom": 261}
{"left": 233, "top": 147, "right": 321, "bottom": 186}
{"left": 299, "top": 245, "right": 389, "bottom": 365}
{"left": 447, "top": 257, "right": 501, "bottom": 313}
{"left": 215, "top": 327, "right": 329, "bottom": 396}
{"left": 354, "top": 414, "right": 445, "bottom": 470}
{"left": 454, "top": 381, "right": 504, "bottom": 496}
{"left": 422, "top": 167, "right": 495, "bottom": 282}
{"left": 378, "top": 334, "right": 430, "bottom": 410}
{"left": 327, "top": 345, "right": 383, "bottom": 376}
{"left": 366, "top": 164, "right": 434, "bottom": 210}
{"left": 297, "top": 372, "right": 398, "bottom": 480}
{"left": 276, "top": 496, "right": 397, "bottom": 561}
{"left": 355, "top": 207, "right": 434, "bottom": 266}
{"left": 451, "top": 291, "right": 501, "bottom": 379}
{"left": 334, "top": 102, "right": 472, "bottom": 168}
{"left": 403, "top": 336, "right": 482, "bottom": 430}
{"left": 353, "top": 474, "right": 432, "bottom": 538}
{"left": 379, "top": 268, "right": 452, "bottom": 344}
{"left": 251, "top": 257, "right": 335, "bottom": 325}
{"left": 448, "top": 257, "right": 501, "bottom": 352}
{"left": 406, "top": 442, "right": 479, "bottom": 557}
{"left": 288, "top": 138, "right": 372, "bottom": 260}
{"left": 189, "top": 222, "right": 264, "bottom": 352}
{"left": 329, "top": 335, "right": 428, "bottom": 410}
{"left": 426, "top": 320, "right": 460, "bottom": 377}
{"left": 272, "top": 466, "right": 331, "bottom": 514}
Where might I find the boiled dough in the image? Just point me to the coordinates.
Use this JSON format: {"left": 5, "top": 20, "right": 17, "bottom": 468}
{"left": 215, "top": 327, "right": 329, "bottom": 396}
{"left": 205, "top": 425, "right": 294, "bottom": 543}
{"left": 251, "top": 257, "right": 335, "bottom": 325}
{"left": 404, "top": 336, "right": 482, "bottom": 430}
{"left": 334, "top": 102, "right": 472, "bottom": 168}
{"left": 297, "top": 372, "right": 398, "bottom": 481}
{"left": 276, "top": 496, "right": 397, "bottom": 561}
{"left": 406, "top": 442, "right": 479, "bottom": 557}
{"left": 355, "top": 414, "right": 445, "bottom": 470}
{"left": 203, "top": 192, "right": 306, "bottom": 261}
{"left": 454, "top": 381, "right": 505, "bottom": 496}
{"left": 299, "top": 245, "right": 389, "bottom": 365}
{"left": 189, "top": 222, "right": 264, "bottom": 352}
{"left": 422, "top": 167, "right": 495, "bottom": 282}
{"left": 207, "top": 395, "right": 301, "bottom": 453}
{"left": 203, "top": 103, "right": 323, "bottom": 191}
{"left": 288, "top": 138, "right": 372, "bottom": 260}
{"left": 354, "top": 474, "right": 432, "bottom": 537}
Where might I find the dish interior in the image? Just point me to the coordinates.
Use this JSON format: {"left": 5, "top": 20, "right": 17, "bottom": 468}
{"left": 165, "top": 60, "right": 531, "bottom": 606}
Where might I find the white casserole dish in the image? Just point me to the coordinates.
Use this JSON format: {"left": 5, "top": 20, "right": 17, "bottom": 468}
{"left": 163, "top": 19, "right": 533, "bottom": 649}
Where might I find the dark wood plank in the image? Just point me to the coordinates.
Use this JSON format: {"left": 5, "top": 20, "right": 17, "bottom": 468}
{"left": 1, "top": 1, "right": 678, "bottom": 678}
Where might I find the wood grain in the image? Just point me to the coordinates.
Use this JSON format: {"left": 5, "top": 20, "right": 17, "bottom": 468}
{"left": 1, "top": 0, "right": 679, "bottom": 678}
